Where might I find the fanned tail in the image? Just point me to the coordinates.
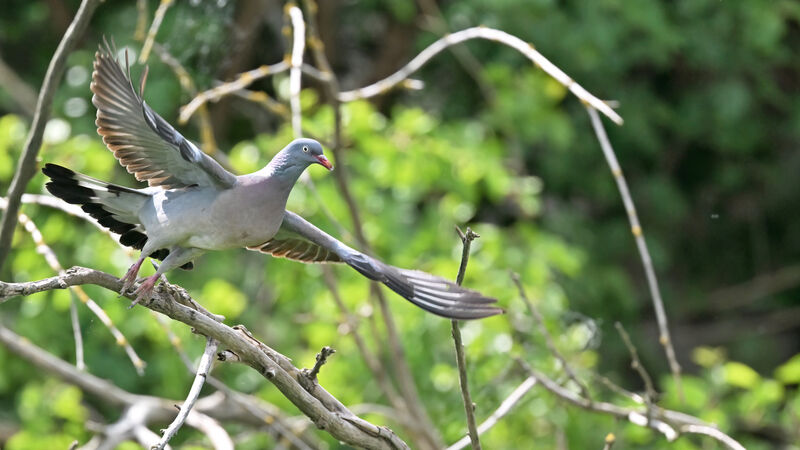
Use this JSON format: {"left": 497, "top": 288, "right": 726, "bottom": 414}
{"left": 41, "top": 163, "right": 192, "bottom": 269}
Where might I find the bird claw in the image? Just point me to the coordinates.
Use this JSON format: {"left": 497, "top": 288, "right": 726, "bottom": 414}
{"left": 119, "top": 259, "right": 145, "bottom": 295}
{"left": 128, "top": 274, "right": 159, "bottom": 309}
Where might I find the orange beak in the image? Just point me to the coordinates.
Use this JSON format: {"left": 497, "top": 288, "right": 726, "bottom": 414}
{"left": 315, "top": 155, "right": 333, "bottom": 170}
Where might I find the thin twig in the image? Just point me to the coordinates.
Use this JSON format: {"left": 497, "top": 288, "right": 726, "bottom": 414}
{"left": 614, "top": 322, "right": 657, "bottom": 409}
{"left": 155, "top": 315, "right": 322, "bottom": 450}
{"left": 155, "top": 337, "right": 219, "bottom": 450}
{"left": 179, "top": 61, "right": 290, "bottom": 124}
{"left": 134, "top": 0, "right": 148, "bottom": 41}
{"left": 68, "top": 290, "right": 85, "bottom": 371}
{"left": 320, "top": 268, "right": 411, "bottom": 420}
{"left": 447, "top": 377, "right": 537, "bottom": 450}
{"left": 680, "top": 424, "right": 746, "bottom": 450}
{"left": 452, "top": 227, "right": 481, "bottom": 450}
{"left": 512, "top": 273, "right": 591, "bottom": 399}
{"left": 592, "top": 372, "right": 644, "bottom": 404}
{"left": 516, "top": 359, "right": 745, "bottom": 449}
{"left": 586, "top": 106, "right": 682, "bottom": 399}
{"left": 138, "top": 0, "right": 173, "bottom": 63}
{"left": 0, "top": 0, "right": 101, "bottom": 272}
{"left": 304, "top": 346, "right": 336, "bottom": 381}
{"left": 338, "top": 26, "right": 622, "bottom": 125}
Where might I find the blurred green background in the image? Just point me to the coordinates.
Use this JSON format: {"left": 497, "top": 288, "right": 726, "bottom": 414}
{"left": 1, "top": 0, "right": 799, "bottom": 448}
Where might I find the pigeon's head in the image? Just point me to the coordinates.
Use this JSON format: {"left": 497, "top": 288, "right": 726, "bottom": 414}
{"left": 287, "top": 138, "right": 332, "bottom": 171}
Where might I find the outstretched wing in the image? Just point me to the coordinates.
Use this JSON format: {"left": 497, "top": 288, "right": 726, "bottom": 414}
{"left": 92, "top": 41, "right": 236, "bottom": 190}
{"left": 247, "top": 211, "right": 503, "bottom": 320}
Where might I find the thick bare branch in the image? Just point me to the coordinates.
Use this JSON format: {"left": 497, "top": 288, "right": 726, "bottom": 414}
{"left": 0, "top": 267, "right": 410, "bottom": 450}
{"left": 0, "top": 0, "right": 101, "bottom": 271}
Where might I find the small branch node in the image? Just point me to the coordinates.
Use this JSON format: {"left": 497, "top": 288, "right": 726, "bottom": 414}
{"left": 304, "top": 346, "right": 336, "bottom": 381}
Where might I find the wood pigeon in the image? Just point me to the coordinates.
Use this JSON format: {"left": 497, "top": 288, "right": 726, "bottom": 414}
{"left": 42, "top": 44, "right": 502, "bottom": 320}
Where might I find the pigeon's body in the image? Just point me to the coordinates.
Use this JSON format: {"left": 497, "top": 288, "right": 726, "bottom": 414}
{"left": 42, "top": 43, "right": 503, "bottom": 320}
{"left": 141, "top": 174, "right": 288, "bottom": 251}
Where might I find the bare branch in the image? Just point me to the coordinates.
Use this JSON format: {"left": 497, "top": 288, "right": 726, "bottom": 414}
{"left": 0, "top": 323, "right": 136, "bottom": 406}
{"left": 288, "top": 4, "right": 306, "bottom": 139}
{"left": 680, "top": 424, "right": 746, "bottom": 450}
{"left": 304, "top": 346, "right": 336, "bottom": 381}
{"left": 138, "top": 0, "right": 173, "bottom": 63}
{"left": 452, "top": 227, "right": 481, "bottom": 450}
{"left": 338, "top": 26, "right": 623, "bottom": 125}
{"left": 152, "top": 43, "right": 221, "bottom": 159}
{"left": 586, "top": 106, "right": 682, "bottom": 398}
{"left": 517, "top": 360, "right": 744, "bottom": 449}
{"left": 183, "top": 411, "right": 234, "bottom": 450}
{"left": 68, "top": 290, "right": 85, "bottom": 371}
{"left": 0, "top": 267, "right": 411, "bottom": 450}
{"left": 179, "top": 61, "right": 290, "bottom": 124}
{"left": 1, "top": 198, "right": 146, "bottom": 374}
{"left": 134, "top": 0, "right": 148, "bottom": 41}
{"left": 614, "top": 322, "right": 657, "bottom": 409}
{"left": 0, "top": 0, "right": 101, "bottom": 271}
{"left": 512, "top": 273, "right": 591, "bottom": 399}
{"left": 155, "top": 337, "right": 219, "bottom": 450}
{"left": 447, "top": 377, "right": 537, "bottom": 450}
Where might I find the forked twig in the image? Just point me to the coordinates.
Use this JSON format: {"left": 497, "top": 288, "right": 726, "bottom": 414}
{"left": 154, "top": 337, "right": 219, "bottom": 450}
{"left": 447, "top": 377, "right": 537, "bottom": 450}
{"left": 512, "top": 273, "right": 591, "bottom": 400}
{"left": 451, "top": 227, "right": 481, "bottom": 450}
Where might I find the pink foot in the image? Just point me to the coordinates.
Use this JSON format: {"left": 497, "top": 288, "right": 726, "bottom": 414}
{"left": 120, "top": 258, "right": 145, "bottom": 293}
{"left": 130, "top": 273, "right": 160, "bottom": 307}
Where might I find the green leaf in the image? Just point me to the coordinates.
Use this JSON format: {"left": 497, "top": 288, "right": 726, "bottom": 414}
{"left": 775, "top": 353, "right": 800, "bottom": 384}
{"left": 692, "top": 346, "right": 725, "bottom": 368}
{"left": 724, "top": 361, "right": 761, "bottom": 389}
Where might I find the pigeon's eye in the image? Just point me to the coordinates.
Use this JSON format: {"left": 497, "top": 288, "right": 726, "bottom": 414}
{"left": 302, "top": 146, "right": 309, "bottom": 152}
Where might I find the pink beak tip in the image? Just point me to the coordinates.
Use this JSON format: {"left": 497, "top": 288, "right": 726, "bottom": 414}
{"left": 316, "top": 155, "right": 333, "bottom": 170}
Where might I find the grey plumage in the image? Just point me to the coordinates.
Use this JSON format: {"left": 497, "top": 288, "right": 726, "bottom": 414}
{"left": 42, "top": 43, "right": 502, "bottom": 320}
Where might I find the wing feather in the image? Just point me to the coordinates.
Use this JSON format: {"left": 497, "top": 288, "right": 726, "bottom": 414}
{"left": 246, "top": 211, "right": 503, "bottom": 320}
{"left": 92, "top": 41, "right": 236, "bottom": 189}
